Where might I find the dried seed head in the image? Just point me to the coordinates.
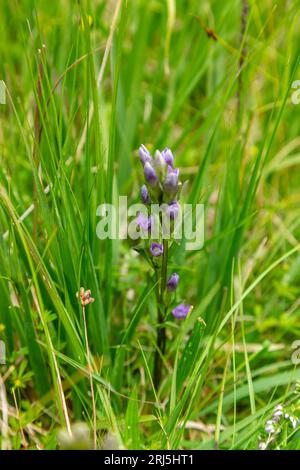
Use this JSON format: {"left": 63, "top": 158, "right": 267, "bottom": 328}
{"left": 172, "top": 303, "right": 192, "bottom": 319}
{"left": 76, "top": 287, "right": 95, "bottom": 307}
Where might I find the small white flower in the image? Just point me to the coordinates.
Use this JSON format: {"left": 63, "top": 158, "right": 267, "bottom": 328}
{"left": 265, "top": 424, "right": 275, "bottom": 434}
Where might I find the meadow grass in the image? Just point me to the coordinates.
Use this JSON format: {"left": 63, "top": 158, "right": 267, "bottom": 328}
{"left": 1, "top": 0, "right": 300, "bottom": 450}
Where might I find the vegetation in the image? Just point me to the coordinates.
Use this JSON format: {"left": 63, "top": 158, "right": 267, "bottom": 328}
{"left": 1, "top": 0, "right": 300, "bottom": 450}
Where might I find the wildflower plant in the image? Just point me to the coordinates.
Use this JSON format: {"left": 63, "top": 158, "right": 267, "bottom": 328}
{"left": 135, "top": 145, "right": 193, "bottom": 387}
{"left": 2, "top": 0, "right": 300, "bottom": 452}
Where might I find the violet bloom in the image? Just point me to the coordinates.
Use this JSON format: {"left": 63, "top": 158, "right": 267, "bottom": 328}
{"left": 167, "top": 273, "right": 179, "bottom": 291}
{"left": 141, "top": 184, "right": 150, "bottom": 204}
{"left": 136, "top": 212, "right": 153, "bottom": 232}
{"left": 172, "top": 303, "right": 192, "bottom": 319}
{"left": 150, "top": 242, "right": 164, "bottom": 257}
{"left": 153, "top": 150, "right": 166, "bottom": 178}
{"left": 164, "top": 166, "right": 179, "bottom": 196}
{"left": 162, "top": 147, "right": 174, "bottom": 167}
{"left": 166, "top": 201, "right": 180, "bottom": 220}
{"left": 139, "top": 144, "right": 152, "bottom": 165}
{"left": 144, "top": 162, "right": 158, "bottom": 187}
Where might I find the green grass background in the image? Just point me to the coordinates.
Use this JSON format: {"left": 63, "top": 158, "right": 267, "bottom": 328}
{"left": 1, "top": 0, "right": 300, "bottom": 450}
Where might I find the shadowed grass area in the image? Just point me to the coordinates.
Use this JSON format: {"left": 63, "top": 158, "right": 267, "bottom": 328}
{"left": 1, "top": 0, "right": 300, "bottom": 450}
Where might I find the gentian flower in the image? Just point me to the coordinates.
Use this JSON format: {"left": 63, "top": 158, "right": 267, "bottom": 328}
{"left": 144, "top": 162, "right": 158, "bottom": 187}
{"left": 141, "top": 184, "right": 151, "bottom": 204}
{"left": 76, "top": 287, "right": 95, "bottom": 307}
{"left": 265, "top": 423, "right": 275, "bottom": 434}
{"left": 290, "top": 417, "right": 298, "bottom": 429}
{"left": 135, "top": 144, "right": 192, "bottom": 385}
{"left": 163, "top": 166, "right": 179, "bottom": 196}
{"left": 150, "top": 242, "right": 164, "bottom": 257}
{"left": 139, "top": 144, "right": 152, "bottom": 165}
{"left": 167, "top": 273, "right": 179, "bottom": 291}
{"left": 172, "top": 303, "right": 192, "bottom": 319}
{"left": 162, "top": 147, "right": 174, "bottom": 167}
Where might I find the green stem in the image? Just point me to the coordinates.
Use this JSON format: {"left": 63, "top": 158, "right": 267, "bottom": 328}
{"left": 154, "top": 239, "right": 168, "bottom": 389}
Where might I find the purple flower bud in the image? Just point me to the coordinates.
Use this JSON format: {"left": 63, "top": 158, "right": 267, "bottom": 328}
{"left": 154, "top": 150, "right": 166, "bottom": 168}
{"left": 139, "top": 144, "right": 152, "bottom": 165}
{"left": 265, "top": 424, "right": 275, "bottom": 434}
{"left": 166, "top": 201, "right": 180, "bottom": 220}
{"left": 144, "top": 162, "right": 158, "bottom": 187}
{"left": 172, "top": 303, "right": 192, "bottom": 319}
{"left": 141, "top": 184, "right": 151, "bottom": 204}
{"left": 163, "top": 166, "right": 179, "bottom": 196}
{"left": 167, "top": 273, "right": 179, "bottom": 291}
{"left": 136, "top": 213, "right": 153, "bottom": 232}
{"left": 153, "top": 150, "right": 166, "bottom": 176}
{"left": 162, "top": 147, "right": 174, "bottom": 167}
{"left": 150, "top": 242, "right": 164, "bottom": 257}
{"left": 290, "top": 417, "right": 298, "bottom": 429}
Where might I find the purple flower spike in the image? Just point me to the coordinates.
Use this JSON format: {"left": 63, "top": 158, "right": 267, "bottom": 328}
{"left": 150, "top": 242, "right": 164, "bottom": 257}
{"left": 136, "top": 213, "right": 153, "bottom": 232}
{"left": 166, "top": 201, "right": 180, "bottom": 220}
{"left": 141, "top": 184, "right": 151, "bottom": 204}
{"left": 144, "top": 162, "right": 158, "bottom": 187}
{"left": 139, "top": 144, "right": 152, "bottom": 165}
{"left": 162, "top": 147, "right": 174, "bottom": 167}
{"left": 164, "top": 166, "right": 179, "bottom": 195}
{"left": 172, "top": 303, "right": 192, "bottom": 319}
{"left": 167, "top": 273, "right": 179, "bottom": 291}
